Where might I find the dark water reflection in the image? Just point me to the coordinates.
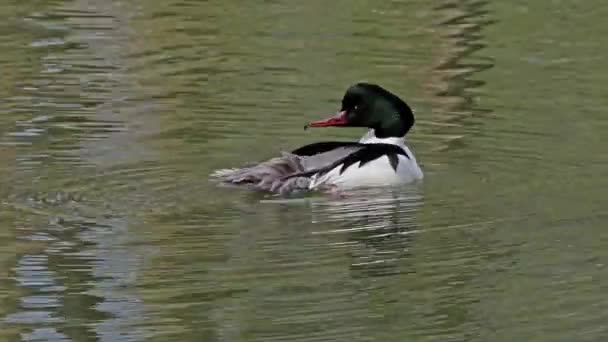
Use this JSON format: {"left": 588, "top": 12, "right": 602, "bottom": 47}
{"left": 2, "top": 0, "right": 608, "bottom": 341}
{"left": 434, "top": 0, "right": 494, "bottom": 125}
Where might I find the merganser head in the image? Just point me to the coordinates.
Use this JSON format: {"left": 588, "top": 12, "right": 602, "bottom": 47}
{"left": 305, "top": 83, "right": 415, "bottom": 138}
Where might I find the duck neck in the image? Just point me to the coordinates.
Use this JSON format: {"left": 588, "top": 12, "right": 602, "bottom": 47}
{"left": 359, "top": 129, "right": 404, "bottom": 146}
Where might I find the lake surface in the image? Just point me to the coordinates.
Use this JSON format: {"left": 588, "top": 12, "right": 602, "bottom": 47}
{"left": 2, "top": 0, "right": 608, "bottom": 341}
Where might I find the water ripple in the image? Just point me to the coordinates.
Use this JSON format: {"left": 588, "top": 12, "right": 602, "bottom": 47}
{"left": 2, "top": 0, "right": 608, "bottom": 341}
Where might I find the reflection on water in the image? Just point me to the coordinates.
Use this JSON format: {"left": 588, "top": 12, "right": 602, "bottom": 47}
{"left": 437, "top": 0, "right": 494, "bottom": 111}
{"left": 430, "top": 0, "right": 495, "bottom": 153}
{"left": 4, "top": 194, "right": 144, "bottom": 341}
{"left": 2, "top": 0, "right": 608, "bottom": 341}
{"left": 132, "top": 187, "right": 427, "bottom": 342}
{"left": 304, "top": 187, "right": 422, "bottom": 277}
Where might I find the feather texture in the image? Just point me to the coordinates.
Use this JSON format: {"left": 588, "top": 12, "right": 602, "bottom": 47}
{"left": 211, "top": 131, "right": 422, "bottom": 194}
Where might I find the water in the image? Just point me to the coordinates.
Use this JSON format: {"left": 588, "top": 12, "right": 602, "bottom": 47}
{"left": 2, "top": 0, "right": 608, "bottom": 341}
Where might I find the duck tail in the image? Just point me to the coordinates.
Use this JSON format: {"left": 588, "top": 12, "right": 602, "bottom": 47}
{"left": 210, "top": 152, "right": 311, "bottom": 194}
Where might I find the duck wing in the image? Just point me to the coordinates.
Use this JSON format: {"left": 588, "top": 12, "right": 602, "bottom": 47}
{"left": 285, "top": 143, "right": 410, "bottom": 180}
{"left": 211, "top": 142, "right": 410, "bottom": 194}
{"left": 210, "top": 142, "right": 366, "bottom": 194}
{"left": 291, "top": 141, "right": 364, "bottom": 156}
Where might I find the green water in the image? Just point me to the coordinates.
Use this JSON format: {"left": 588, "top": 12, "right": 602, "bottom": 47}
{"left": 1, "top": 1, "right": 608, "bottom": 341}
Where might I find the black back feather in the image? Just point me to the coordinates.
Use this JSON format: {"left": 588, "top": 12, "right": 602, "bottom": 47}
{"left": 291, "top": 141, "right": 364, "bottom": 156}
{"left": 284, "top": 143, "right": 409, "bottom": 180}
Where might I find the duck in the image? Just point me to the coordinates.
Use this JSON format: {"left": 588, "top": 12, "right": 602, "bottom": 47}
{"left": 211, "top": 82, "right": 423, "bottom": 195}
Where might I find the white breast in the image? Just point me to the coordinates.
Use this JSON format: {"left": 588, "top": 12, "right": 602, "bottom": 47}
{"left": 309, "top": 131, "right": 423, "bottom": 190}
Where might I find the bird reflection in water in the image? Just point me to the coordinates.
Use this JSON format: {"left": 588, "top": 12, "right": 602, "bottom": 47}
{"left": 306, "top": 186, "right": 424, "bottom": 278}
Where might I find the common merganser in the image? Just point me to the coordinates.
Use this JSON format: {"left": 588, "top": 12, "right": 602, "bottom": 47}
{"left": 211, "top": 83, "right": 423, "bottom": 195}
